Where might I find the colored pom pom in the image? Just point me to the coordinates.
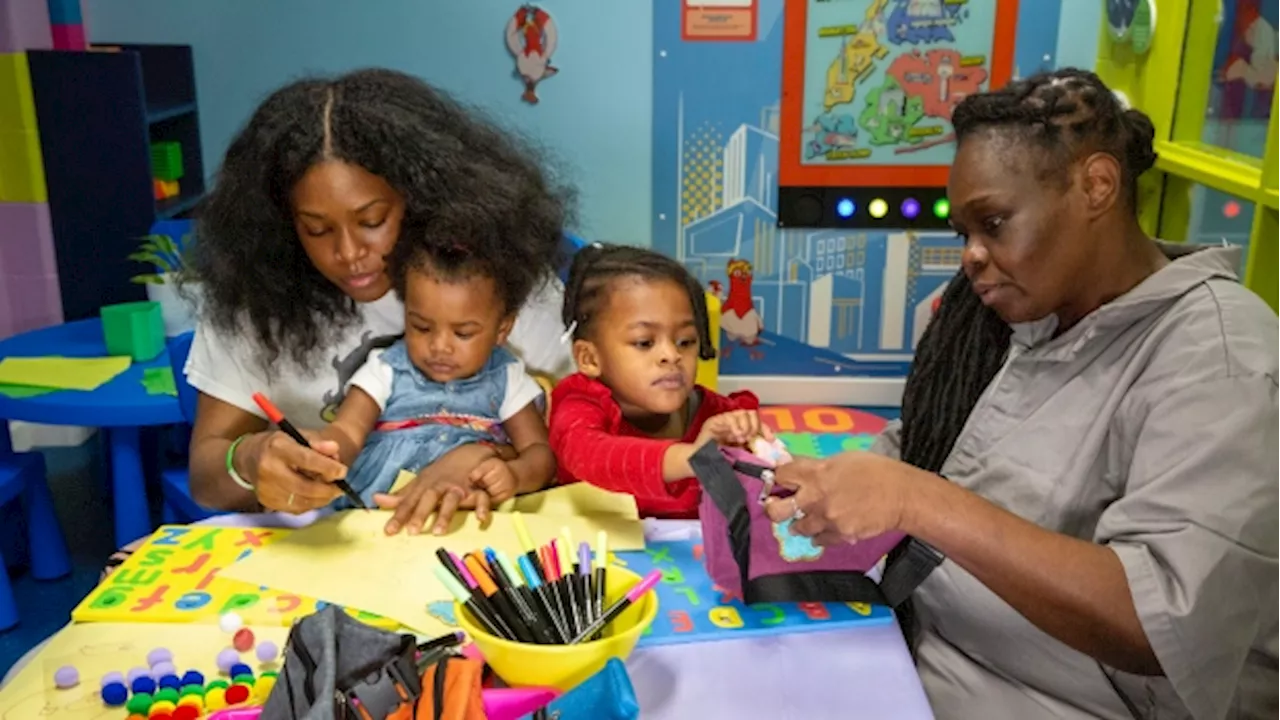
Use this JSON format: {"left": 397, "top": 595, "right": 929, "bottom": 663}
{"left": 232, "top": 673, "right": 255, "bottom": 687}
{"left": 228, "top": 663, "right": 252, "bottom": 679}
{"left": 100, "top": 671, "right": 125, "bottom": 688}
{"left": 101, "top": 681, "right": 129, "bottom": 706}
{"left": 177, "top": 694, "right": 203, "bottom": 710}
{"left": 204, "top": 687, "right": 227, "bottom": 711}
{"left": 260, "top": 670, "right": 278, "bottom": 679}
{"left": 232, "top": 627, "right": 255, "bottom": 652}
{"left": 218, "top": 612, "right": 243, "bottom": 633}
{"left": 149, "top": 713, "right": 173, "bottom": 720}
{"left": 146, "top": 648, "right": 173, "bottom": 667}
{"left": 125, "top": 715, "right": 147, "bottom": 720}
{"left": 253, "top": 675, "right": 276, "bottom": 703}
{"left": 215, "top": 648, "right": 240, "bottom": 673}
{"left": 126, "top": 666, "right": 150, "bottom": 683}
{"left": 149, "top": 699, "right": 176, "bottom": 714}
{"left": 179, "top": 683, "right": 203, "bottom": 697}
{"left": 155, "top": 687, "right": 180, "bottom": 704}
{"left": 157, "top": 675, "right": 181, "bottom": 692}
{"left": 130, "top": 676, "right": 157, "bottom": 694}
{"left": 172, "top": 704, "right": 200, "bottom": 720}
{"left": 125, "top": 692, "right": 153, "bottom": 714}
{"left": 225, "top": 683, "right": 251, "bottom": 705}
{"left": 53, "top": 665, "right": 79, "bottom": 689}
{"left": 205, "top": 679, "right": 229, "bottom": 691}
{"left": 150, "top": 661, "right": 176, "bottom": 679}
{"left": 179, "top": 670, "right": 204, "bottom": 687}
{"left": 255, "top": 640, "right": 279, "bottom": 663}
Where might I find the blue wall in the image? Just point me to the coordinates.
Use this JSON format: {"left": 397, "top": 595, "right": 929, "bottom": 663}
{"left": 84, "top": 1, "right": 1098, "bottom": 249}
{"left": 83, "top": 0, "right": 654, "bottom": 247}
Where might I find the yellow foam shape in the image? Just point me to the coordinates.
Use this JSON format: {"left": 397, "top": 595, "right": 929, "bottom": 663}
{"left": 0, "top": 53, "right": 37, "bottom": 131}
{"left": 0, "top": 128, "right": 47, "bottom": 202}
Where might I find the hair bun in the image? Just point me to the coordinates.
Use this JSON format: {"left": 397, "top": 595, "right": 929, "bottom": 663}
{"left": 1122, "top": 108, "right": 1158, "bottom": 175}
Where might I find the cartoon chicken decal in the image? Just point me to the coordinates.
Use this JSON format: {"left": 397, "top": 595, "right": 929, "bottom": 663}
{"left": 721, "top": 259, "right": 765, "bottom": 360}
{"left": 505, "top": 4, "right": 559, "bottom": 104}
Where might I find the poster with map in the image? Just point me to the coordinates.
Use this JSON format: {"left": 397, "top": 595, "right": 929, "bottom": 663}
{"left": 799, "top": 0, "right": 999, "bottom": 167}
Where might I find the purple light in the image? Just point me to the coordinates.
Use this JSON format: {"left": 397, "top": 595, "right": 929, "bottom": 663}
{"left": 901, "top": 198, "right": 921, "bottom": 219}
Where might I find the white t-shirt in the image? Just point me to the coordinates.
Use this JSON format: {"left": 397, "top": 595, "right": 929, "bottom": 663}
{"left": 348, "top": 348, "right": 543, "bottom": 421}
{"left": 185, "top": 279, "right": 571, "bottom": 430}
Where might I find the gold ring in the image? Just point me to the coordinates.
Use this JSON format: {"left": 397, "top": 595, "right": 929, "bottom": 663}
{"left": 287, "top": 493, "right": 295, "bottom": 507}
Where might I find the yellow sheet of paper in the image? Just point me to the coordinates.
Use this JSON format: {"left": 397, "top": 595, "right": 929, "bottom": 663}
{"left": 497, "top": 483, "right": 640, "bottom": 522}
{"left": 391, "top": 470, "right": 640, "bottom": 523}
{"left": 0, "top": 622, "right": 289, "bottom": 718}
{"left": 219, "top": 508, "right": 643, "bottom": 637}
{"left": 0, "top": 356, "right": 131, "bottom": 391}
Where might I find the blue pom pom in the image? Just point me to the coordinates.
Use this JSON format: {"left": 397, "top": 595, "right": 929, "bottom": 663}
{"left": 180, "top": 670, "right": 204, "bottom": 686}
{"left": 129, "top": 675, "right": 157, "bottom": 694}
{"left": 228, "top": 663, "right": 252, "bottom": 678}
{"left": 157, "top": 674, "right": 182, "bottom": 690}
{"left": 101, "top": 682, "right": 128, "bottom": 706}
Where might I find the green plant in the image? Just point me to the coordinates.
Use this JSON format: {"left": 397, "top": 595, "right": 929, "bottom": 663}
{"left": 129, "top": 233, "right": 192, "bottom": 285}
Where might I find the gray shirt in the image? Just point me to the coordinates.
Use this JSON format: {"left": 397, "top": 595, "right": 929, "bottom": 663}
{"left": 875, "top": 244, "right": 1278, "bottom": 719}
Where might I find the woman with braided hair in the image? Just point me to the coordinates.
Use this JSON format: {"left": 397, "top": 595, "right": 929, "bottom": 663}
{"left": 765, "top": 69, "right": 1277, "bottom": 719}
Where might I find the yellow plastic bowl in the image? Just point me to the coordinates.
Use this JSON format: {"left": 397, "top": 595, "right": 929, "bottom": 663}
{"left": 455, "top": 565, "right": 658, "bottom": 691}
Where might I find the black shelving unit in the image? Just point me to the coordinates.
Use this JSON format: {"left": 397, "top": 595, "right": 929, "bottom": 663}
{"left": 27, "top": 44, "right": 204, "bottom": 321}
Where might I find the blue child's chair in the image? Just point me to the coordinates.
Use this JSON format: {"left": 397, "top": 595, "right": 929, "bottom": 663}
{"left": 0, "top": 436, "right": 71, "bottom": 630}
{"left": 158, "top": 332, "right": 225, "bottom": 523}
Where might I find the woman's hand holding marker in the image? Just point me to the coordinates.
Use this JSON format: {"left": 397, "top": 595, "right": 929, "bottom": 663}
{"left": 233, "top": 428, "right": 348, "bottom": 514}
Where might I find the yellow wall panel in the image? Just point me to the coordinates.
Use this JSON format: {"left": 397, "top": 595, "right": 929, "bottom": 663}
{"left": 0, "top": 129, "right": 47, "bottom": 202}
{"left": 0, "top": 53, "right": 38, "bottom": 131}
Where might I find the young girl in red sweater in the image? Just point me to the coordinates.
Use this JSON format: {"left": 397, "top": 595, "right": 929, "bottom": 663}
{"left": 548, "top": 244, "right": 771, "bottom": 518}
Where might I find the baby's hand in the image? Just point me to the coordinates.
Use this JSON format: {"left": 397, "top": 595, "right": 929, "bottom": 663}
{"left": 696, "top": 410, "right": 775, "bottom": 448}
{"left": 469, "top": 457, "right": 518, "bottom": 509}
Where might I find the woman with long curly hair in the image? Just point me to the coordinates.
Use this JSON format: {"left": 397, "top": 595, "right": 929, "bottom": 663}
{"left": 182, "top": 68, "right": 576, "bottom": 535}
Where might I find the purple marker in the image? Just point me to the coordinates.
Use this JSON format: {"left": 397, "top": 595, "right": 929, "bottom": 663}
{"left": 577, "top": 542, "right": 594, "bottom": 627}
{"left": 569, "top": 570, "right": 660, "bottom": 644}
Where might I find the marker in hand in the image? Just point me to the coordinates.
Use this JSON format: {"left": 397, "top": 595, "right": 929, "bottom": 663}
{"left": 251, "top": 392, "right": 367, "bottom": 510}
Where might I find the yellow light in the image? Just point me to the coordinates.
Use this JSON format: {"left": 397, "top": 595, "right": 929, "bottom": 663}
{"left": 868, "top": 198, "right": 889, "bottom": 218}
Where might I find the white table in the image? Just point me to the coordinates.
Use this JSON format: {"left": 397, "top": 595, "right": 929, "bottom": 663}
{"left": 5, "top": 512, "right": 936, "bottom": 719}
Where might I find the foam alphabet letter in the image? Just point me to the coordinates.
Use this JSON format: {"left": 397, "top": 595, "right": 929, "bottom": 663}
{"left": 220, "top": 593, "right": 262, "bottom": 613}
{"left": 754, "top": 603, "right": 786, "bottom": 626}
{"left": 87, "top": 587, "right": 132, "bottom": 609}
{"left": 708, "top": 606, "right": 744, "bottom": 629}
{"left": 670, "top": 610, "right": 694, "bottom": 633}
{"left": 845, "top": 602, "right": 872, "bottom": 616}
{"left": 797, "top": 602, "right": 830, "bottom": 621}
{"left": 176, "top": 592, "right": 212, "bottom": 611}
{"left": 130, "top": 585, "right": 169, "bottom": 613}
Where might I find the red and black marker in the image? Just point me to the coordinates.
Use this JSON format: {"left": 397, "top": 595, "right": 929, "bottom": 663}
{"left": 251, "top": 392, "right": 368, "bottom": 510}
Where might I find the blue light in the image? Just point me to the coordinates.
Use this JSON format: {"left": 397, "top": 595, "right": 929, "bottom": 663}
{"left": 836, "top": 198, "right": 856, "bottom": 218}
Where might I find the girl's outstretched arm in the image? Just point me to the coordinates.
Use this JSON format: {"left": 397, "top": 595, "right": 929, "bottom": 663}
{"left": 497, "top": 402, "right": 557, "bottom": 494}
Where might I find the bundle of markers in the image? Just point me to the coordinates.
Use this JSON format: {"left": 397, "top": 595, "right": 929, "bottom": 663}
{"left": 433, "top": 512, "right": 660, "bottom": 646}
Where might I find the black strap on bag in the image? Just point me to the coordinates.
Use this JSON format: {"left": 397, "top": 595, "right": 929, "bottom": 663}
{"left": 689, "top": 442, "right": 887, "bottom": 605}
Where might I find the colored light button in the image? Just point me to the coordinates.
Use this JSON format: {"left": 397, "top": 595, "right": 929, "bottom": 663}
{"left": 933, "top": 198, "right": 950, "bottom": 219}
{"left": 901, "top": 198, "right": 921, "bottom": 219}
{"left": 836, "top": 198, "right": 856, "bottom": 218}
{"left": 868, "top": 199, "right": 889, "bottom": 218}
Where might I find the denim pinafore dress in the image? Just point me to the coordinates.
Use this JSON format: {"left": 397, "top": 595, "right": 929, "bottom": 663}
{"left": 340, "top": 340, "right": 514, "bottom": 508}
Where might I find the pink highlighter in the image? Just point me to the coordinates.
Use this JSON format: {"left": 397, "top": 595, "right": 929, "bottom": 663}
{"left": 207, "top": 709, "right": 263, "bottom": 719}
{"left": 569, "top": 570, "right": 661, "bottom": 644}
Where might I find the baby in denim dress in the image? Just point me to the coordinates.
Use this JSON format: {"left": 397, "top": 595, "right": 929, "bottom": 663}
{"left": 319, "top": 226, "right": 559, "bottom": 515}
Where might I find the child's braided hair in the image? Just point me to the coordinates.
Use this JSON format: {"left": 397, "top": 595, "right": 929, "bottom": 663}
{"left": 562, "top": 243, "right": 717, "bottom": 361}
